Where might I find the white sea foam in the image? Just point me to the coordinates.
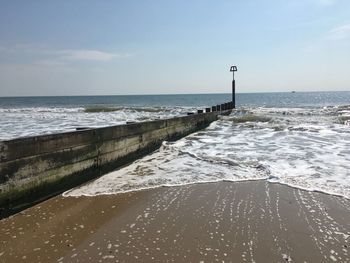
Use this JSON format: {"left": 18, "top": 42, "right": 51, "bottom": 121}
{"left": 64, "top": 106, "right": 350, "bottom": 199}
{"left": 0, "top": 106, "right": 193, "bottom": 140}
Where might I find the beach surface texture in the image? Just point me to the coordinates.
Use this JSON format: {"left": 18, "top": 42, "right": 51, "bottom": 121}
{"left": 1, "top": 181, "right": 349, "bottom": 262}
{"left": 1, "top": 93, "right": 350, "bottom": 262}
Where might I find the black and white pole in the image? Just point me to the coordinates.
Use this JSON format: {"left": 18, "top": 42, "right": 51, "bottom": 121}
{"left": 230, "top": 66, "right": 237, "bottom": 109}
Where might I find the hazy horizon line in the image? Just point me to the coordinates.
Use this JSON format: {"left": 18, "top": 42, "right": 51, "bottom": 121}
{"left": 1, "top": 90, "right": 350, "bottom": 98}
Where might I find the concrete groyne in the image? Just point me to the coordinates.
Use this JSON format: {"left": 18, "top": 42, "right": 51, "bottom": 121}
{"left": 0, "top": 109, "right": 231, "bottom": 217}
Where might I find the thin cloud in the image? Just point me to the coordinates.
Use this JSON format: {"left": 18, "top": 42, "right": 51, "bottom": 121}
{"left": 317, "top": 0, "right": 337, "bottom": 6}
{"left": 34, "top": 59, "right": 67, "bottom": 66}
{"left": 0, "top": 44, "right": 130, "bottom": 66}
{"left": 303, "top": 23, "right": 350, "bottom": 52}
{"left": 58, "top": 49, "right": 122, "bottom": 62}
{"left": 327, "top": 24, "right": 350, "bottom": 40}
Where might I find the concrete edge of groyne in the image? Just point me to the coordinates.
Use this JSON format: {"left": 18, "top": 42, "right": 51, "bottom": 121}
{"left": 0, "top": 109, "right": 232, "bottom": 218}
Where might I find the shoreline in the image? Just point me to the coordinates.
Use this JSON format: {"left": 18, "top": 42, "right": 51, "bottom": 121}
{"left": 1, "top": 180, "right": 349, "bottom": 262}
{"left": 63, "top": 178, "right": 350, "bottom": 200}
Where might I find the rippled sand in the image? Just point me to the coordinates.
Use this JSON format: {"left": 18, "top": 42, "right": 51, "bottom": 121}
{"left": 1, "top": 181, "right": 350, "bottom": 262}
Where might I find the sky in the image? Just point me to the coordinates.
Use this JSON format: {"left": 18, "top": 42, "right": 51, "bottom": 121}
{"left": 0, "top": 0, "right": 349, "bottom": 96}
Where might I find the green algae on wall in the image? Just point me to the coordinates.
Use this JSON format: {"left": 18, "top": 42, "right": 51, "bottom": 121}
{"left": 0, "top": 111, "right": 230, "bottom": 218}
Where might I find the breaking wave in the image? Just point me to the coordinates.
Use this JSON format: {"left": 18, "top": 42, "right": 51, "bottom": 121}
{"left": 83, "top": 106, "right": 175, "bottom": 113}
{"left": 64, "top": 106, "right": 350, "bottom": 199}
{"left": 0, "top": 106, "right": 194, "bottom": 140}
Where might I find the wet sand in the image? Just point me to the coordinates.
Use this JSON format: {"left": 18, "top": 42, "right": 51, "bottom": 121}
{"left": 1, "top": 181, "right": 350, "bottom": 262}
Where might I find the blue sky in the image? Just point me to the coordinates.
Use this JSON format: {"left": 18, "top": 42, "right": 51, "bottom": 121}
{"left": 0, "top": 0, "right": 349, "bottom": 96}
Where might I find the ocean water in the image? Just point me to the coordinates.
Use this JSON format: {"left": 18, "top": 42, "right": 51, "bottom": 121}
{"left": 1, "top": 92, "right": 350, "bottom": 140}
{"left": 0, "top": 94, "right": 236, "bottom": 140}
{"left": 1, "top": 92, "right": 350, "bottom": 199}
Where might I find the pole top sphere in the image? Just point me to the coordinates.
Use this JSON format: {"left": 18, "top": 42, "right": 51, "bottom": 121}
{"left": 230, "top": 66, "right": 237, "bottom": 72}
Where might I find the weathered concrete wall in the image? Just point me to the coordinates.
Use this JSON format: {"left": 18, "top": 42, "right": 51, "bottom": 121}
{"left": 0, "top": 111, "right": 230, "bottom": 217}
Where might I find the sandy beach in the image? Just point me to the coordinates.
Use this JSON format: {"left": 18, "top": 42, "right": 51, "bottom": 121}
{"left": 2, "top": 1, "right": 350, "bottom": 262}
{"left": 1, "top": 180, "right": 349, "bottom": 262}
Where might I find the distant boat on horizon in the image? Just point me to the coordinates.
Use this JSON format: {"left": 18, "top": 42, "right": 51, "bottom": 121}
{"left": 291, "top": 91, "right": 296, "bottom": 93}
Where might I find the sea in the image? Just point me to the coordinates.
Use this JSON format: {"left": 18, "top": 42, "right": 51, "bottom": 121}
{"left": 1, "top": 91, "right": 350, "bottom": 199}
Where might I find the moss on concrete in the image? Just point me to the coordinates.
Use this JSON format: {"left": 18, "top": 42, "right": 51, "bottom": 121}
{"left": 0, "top": 111, "right": 230, "bottom": 219}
